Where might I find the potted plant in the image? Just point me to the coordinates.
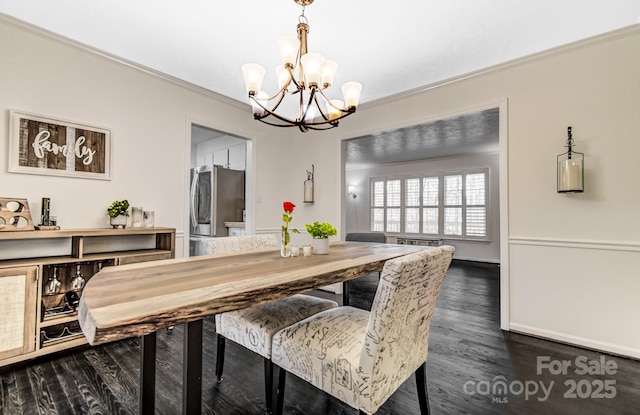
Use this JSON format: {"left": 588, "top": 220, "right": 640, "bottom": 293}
{"left": 107, "top": 199, "right": 130, "bottom": 229}
{"left": 305, "top": 221, "right": 337, "bottom": 255}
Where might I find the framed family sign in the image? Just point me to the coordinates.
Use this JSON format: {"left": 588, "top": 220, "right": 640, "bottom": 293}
{"left": 8, "top": 110, "right": 112, "bottom": 180}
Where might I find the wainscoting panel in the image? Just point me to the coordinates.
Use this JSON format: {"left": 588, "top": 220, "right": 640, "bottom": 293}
{"left": 508, "top": 237, "right": 640, "bottom": 359}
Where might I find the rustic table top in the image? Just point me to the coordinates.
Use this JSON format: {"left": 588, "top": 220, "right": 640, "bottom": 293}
{"left": 78, "top": 241, "right": 429, "bottom": 345}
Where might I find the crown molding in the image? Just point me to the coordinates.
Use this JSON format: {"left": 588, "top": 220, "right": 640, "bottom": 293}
{"left": 362, "top": 24, "right": 640, "bottom": 110}
{"left": 4, "top": 12, "right": 638, "bottom": 113}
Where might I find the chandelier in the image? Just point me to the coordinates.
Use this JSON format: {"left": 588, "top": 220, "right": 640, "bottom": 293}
{"left": 241, "top": 0, "right": 363, "bottom": 132}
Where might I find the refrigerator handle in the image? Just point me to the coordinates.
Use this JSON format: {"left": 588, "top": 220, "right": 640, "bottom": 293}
{"left": 190, "top": 171, "right": 198, "bottom": 226}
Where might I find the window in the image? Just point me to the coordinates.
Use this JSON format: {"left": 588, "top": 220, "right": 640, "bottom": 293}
{"left": 422, "top": 177, "right": 439, "bottom": 234}
{"left": 404, "top": 178, "right": 420, "bottom": 233}
{"left": 444, "top": 175, "right": 462, "bottom": 236}
{"left": 370, "top": 170, "right": 488, "bottom": 239}
{"left": 465, "top": 173, "right": 487, "bottom": 237}
{"left": 386, "top": 180, "right": 401, "bottom": 233}
{"left": 371, "top": 181, "right": 385, "bottom": 232}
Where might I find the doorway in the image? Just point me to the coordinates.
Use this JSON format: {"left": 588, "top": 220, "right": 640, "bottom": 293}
{"left": 187, "top": 123, "right": 251, "bottom": 257}
{"left": 340, "top": 101, "right": 509, "bottom": 329}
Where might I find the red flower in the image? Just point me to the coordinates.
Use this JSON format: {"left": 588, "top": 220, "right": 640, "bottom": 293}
{"left": 282, "top": 201, "right": 299, "bottom": 237}
{"left": 283, "top": 201, "right": 295, "bottom": 214}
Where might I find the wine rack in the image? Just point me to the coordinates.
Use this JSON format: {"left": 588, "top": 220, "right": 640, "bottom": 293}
{"left": 40, "top": 321, "right": 84, "bottom": 348}
{"left": 40, "top": 260, "right": 115, "bottom": 321}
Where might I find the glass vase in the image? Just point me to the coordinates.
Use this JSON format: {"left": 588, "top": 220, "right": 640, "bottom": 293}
{"left": 131, "top": 207, "right": 143, "bottom": 228}
{"left": 280, "top": 230, "right": 290, "bottom": 258}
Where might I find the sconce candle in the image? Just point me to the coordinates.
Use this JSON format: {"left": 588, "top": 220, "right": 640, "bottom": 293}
{"left": 304, "top": 164, "right": 315, "bottom": 203}
{"left": 557, "top": 126, "right": 584, "bottom": 193}
{"left": 560, "top": 160, "right": 581, "bottom": 190}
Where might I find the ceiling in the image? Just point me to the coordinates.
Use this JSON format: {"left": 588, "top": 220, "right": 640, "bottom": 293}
{"left": 2, "top": 0, "right": 638, "bottom": 106}
{"left": 344, "top": 107, "right": 500, "bottom": 169}
{"left": 2, "top": 1, "right": 639, "bottom": 166}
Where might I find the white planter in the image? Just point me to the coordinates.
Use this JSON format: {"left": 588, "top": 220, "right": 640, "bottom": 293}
{"left": 110, "top": 214, "right": 128, "bottom": 229}
{"left": 311, "top": 237, "right": 329, "bottom": 255}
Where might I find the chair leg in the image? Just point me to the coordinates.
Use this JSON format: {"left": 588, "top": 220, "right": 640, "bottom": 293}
{"left": 215, "top": 335, "right": 226, "bottom": 383}
{"left": 415, "top": 362, "right": 431, "bottom": 415}
{"left": 275, "top": 366, "right": 286, "bottom": 415}
{"left": 264, "top": 358, "right": 273, "bottom": 415}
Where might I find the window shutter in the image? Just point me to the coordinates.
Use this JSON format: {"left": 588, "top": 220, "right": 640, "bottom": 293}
{"left": 465, "top": 173, "right": 486, "bottom": 237}
{"left": 369, "top": 170, "right": 487, "bottom": 239}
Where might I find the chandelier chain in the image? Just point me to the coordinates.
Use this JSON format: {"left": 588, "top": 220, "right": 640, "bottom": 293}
{"left": 299, "top": 4, "right": 308, "bottom": 24}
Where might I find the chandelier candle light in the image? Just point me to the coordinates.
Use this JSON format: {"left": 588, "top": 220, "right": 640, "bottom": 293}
{"left": 241, "top": 0, "right": 363, "bottom": 132}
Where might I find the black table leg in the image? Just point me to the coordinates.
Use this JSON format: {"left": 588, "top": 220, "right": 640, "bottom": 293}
{"left": 183, "top": 319, "right": 203, "bottom": 415}
{"left": 343, "top": 280, "right": 350, "bottom": 306}
{"left": 140, "top": 332, "right": 157, "bottom": 414}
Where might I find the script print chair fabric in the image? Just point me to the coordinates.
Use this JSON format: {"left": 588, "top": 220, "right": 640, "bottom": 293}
{"left": 204, "top": 233, "right": 280, "bottom": 255}
{"left": 210, "top": 234, "right": 339, "bottom": 415}
{"left": 271, "top": 245, "right": 454, "bottom": 415}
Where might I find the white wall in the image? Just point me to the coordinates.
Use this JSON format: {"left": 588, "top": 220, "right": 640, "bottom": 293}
{"left": 0, "top": 16, "right": 271, "bottom": 257}
{"left": 252, "top": 127, "right": 343, "bottom": 248}
{"left": 3, "top": 14, "right": 639, "bottom": 358}
{"left": 288, "top": 26, "right": 640, "bottom": 358}
{"left": 345, "top": 152, "right": 501, "bottom": 263}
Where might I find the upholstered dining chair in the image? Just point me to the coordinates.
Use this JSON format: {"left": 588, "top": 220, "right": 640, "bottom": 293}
{"left": 271, "top": 245, "right": 454, "bottom": 415}
{"left": 208, "top": 234, "right": 339, "bottom": 415}
{"left": 345, "top": 232, "right": 386, "bottom": 282}
{"left": 345, "top": 232, "right": 386, "bottom": 243}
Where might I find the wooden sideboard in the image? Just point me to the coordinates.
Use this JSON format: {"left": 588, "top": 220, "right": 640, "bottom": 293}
{"left": 0, "top": 227, "right": 175, "bottom": 367}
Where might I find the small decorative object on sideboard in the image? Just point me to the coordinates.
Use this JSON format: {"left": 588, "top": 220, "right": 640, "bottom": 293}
{"left": 0, "top": 197, "right": 35, "bottom": 231}
{"left": 131, "top": 206, "right": 143, "bottom": 228}
{"left": 305, "top": 221, "right": 337, "bottom": 255}
{"left": 143, "top": 210, "right": 155, "bottom": 228}
{"left": 36, "top": 197, "right": 60, "bottom": 230}
{"left": 107, "top": 199, "right": 130, "bottom": 228}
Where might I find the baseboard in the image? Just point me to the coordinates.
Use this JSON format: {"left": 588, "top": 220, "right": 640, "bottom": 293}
{"left": 509, "top": 323, "right": 640, "bottom": 361}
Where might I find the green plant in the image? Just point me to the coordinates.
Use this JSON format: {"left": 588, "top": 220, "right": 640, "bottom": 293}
{"left": 305, "top": 221, "right": 337, "bottom": 239}
{"left": 107, "top": 200, "right": 130, "bottom": 217}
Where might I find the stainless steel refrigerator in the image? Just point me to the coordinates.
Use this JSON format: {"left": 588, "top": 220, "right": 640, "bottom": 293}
{"left": 189, "top": 166, "right": 245, "bottom": 255}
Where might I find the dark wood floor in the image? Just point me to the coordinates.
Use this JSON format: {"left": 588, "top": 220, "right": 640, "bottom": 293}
{"left": 1, "top": 261, "right": 639, "bottom": 414}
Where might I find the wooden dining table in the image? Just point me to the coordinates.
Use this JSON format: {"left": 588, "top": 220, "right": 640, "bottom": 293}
{"left": 78, "top": 241, "right": 430, "bottom": 414}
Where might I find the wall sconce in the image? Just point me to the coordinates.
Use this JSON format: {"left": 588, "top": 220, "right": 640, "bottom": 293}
{"left": 557, "top": 126, "right": 584, "bottom": 193}
{"left": 348, "top": 185, "right": 357, "bottom": 199}
{"left": 304, "top": 164, "right": 314, "bottom": 203}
